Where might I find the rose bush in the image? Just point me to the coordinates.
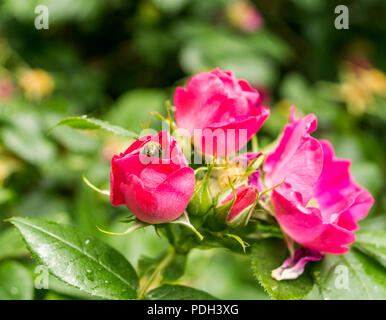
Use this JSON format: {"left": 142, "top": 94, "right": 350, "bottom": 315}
{"left": 10, "top": 68, "right": 381, "bottom": 302}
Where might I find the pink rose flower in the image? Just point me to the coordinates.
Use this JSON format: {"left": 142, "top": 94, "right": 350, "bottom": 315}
{"left": 264, "top": 107, "right": 374, "bottom": 254}
{"left": 174, "top": 68, "right": 270, "bottom": 157}
{"left": 110, "top": 131, "right": 195, "bottom": 224}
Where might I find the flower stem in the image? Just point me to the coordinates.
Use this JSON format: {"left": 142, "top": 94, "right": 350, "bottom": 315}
{"left": 137, "top": 248, "right": 175, "bottom": 300}
{"left": 251, "top": 135, "right": 258, "bottom": 153}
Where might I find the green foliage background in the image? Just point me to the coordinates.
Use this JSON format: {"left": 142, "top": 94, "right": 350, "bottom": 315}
{"left": 0, "top": 0, "right": 385, "bottom": 300}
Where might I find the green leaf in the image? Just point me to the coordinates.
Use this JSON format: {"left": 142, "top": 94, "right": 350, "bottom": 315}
{"left": 1, "top": 112, "right": 57, "bottom": 165}
{"left": 351, "top": 161, "right": 383, "bottom": 198}
{"left": 0, "top": 228, "right": 28, "bottom": 261}
{"left": 247, "top": 30, "right": 293, "bottom": 63}
{"left": 2, "top": 0, "right": 103, "bottom": 22}
{"left": 50, "top": 126, "right": 100, "bottom": 154}
{"left": 137, "top": 254, "right": 162, "bottom": 278}
{"left": 163, "top": 253, "right": 187, "bottom": 282}
{"left": 152, "top": 0, "right": 189, "bottom": 14}
{"left": 2, "top": 126, "right": 56, "bottom": 165}
{"left": 147, "top": 285, "right": 218, "bottom": 300}
{"left": 311, "top": 249, "right": 386, "bottom": 299}
{"left": 138, "top": 251, "right": 187, "bottom": 283}
{"left": 353, "top": 229, "right": 386, "bottom": 267}
{"left": 75, "top": 184, "right": 109, "bottom": 237}
{"left": 8, "top": 217, "right": 139, "bottom": 300}
{"left": 51, "top": 116, "right": 138, "bottom": 138}
{"left": 251, "top": 238, "right": 314, "bottom": 300}
{"left": 0, "top": 188, "right": 15, "bottom": 205}
{"left": 105, "top": 89, "right": 167, "bottom": 133}
{"left": 302, "top": 284, "right": 323, "bottom": 300}
{"left": 47, "top": 276, "right": 100, "bottom": 300}
{"left": 359, "top": 215, "right": 386, "bottom": 231}
{"left": 0, "top": 261, "right": 33, "bottom": 300}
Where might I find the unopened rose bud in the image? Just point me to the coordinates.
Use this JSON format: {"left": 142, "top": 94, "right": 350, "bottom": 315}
{"left": 207, "top": 184, "right": 258, "bottom": 230}
{"left": 222, "top": 185, "right": 258, "bottom": 229}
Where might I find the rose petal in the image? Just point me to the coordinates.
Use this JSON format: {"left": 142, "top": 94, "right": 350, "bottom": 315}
{"left": 271, "top": 247, "right": 324, "bottom": 281}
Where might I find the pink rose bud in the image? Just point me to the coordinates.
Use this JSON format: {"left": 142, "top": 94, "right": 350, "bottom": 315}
{"left": 264, "top": 107, "right": 374, "bottom": 254}
{"left": 219, "top": 185, "right": 258, "bottom": 228}
{"left": 174, "top": 68, "right": 270, "bottom": 157}
{"left": 110, "top": 131, "right": 195, "bottom": 224}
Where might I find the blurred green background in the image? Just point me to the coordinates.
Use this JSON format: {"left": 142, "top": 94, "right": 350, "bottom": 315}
{"left": 0, "top": 0, "right": 385, "bottom": 300}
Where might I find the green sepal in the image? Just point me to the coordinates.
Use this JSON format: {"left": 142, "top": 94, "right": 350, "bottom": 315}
{"left": 226, "top": 202, "right": 256, "bottom": 229}
{"left": 82, "top": 174, "right": 110, "bottom": 196}
{"left": 169, "top": 212, "right": 204, "bottom": 241}
{"left": 96, "top": 219, "right": 148, "bottom": 236}
{"left": 205, "top": 182, "right": 236, "bottom": 231}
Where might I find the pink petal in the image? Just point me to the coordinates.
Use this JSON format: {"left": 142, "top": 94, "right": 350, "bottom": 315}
{"left": 272, "top": 186, "right": 355, "bottom": 254}
{"left": 194, "top": 108, "right": 269, "bottom": 157}
{"left": 264, "top": 112, "right": 323, "bottom": 204}
{"left": 314, "top": 140, "right": 374, "bottom": 225}
{"left": 110, "top": 154, "right": 144, "bottom": 206}
{"left": 120, "top": 167, "right": 195, "bottom": 224}
{"left": 155, "top": 166, "right": 196, "bottom": 219}
{"left": 272, "top": 247, "right": 324, "bottom": 281}
{"left": 174, "top": 68, "right": 267, "bottom": 156}
{"left": 337, "top": 190, "right": 374, "bottom": 231}
{"left": 221, "top": 186, "right": 258, "bottom": 222}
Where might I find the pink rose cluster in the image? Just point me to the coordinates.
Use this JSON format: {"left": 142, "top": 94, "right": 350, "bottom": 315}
{"left": 110, "top": 68, "right": 373, "bottom": 258}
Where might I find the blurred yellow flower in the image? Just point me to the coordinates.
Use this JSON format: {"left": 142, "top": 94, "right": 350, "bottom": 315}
{"left": 361, "top": 68, "right": 386, "bottom": 96}
{"left": 18, "top": 68, "right": 54, "bottom": 101}
{"left": 0, "top": 155, "right": 21, "bottom": 186}
{"left": 338, "top": 66, "right": 386, "bottom": 114}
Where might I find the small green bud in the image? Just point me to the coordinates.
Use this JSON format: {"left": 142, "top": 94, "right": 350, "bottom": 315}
{"left": 226, "top": 203, "right": 255, "bottom": 229}
{"left": 204, "top": 184, "right": 235, "bottom": 231}
{"left": 187, "top": 166, "right": 214, "bottom": 216}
